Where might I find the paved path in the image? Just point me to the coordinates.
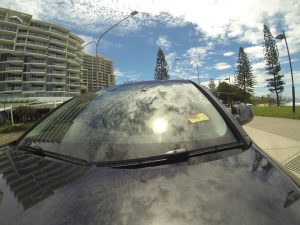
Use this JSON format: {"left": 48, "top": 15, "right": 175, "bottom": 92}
{"left": 243, "top": 116, "right": 300, "bottom": 185}
{"left": 245, "top": 116, "right": 300, "bottom": 141}
{"left": 0, "top": 132, "right": 23, "bottom": 145}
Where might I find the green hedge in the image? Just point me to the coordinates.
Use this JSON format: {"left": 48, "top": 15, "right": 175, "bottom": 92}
{"left": 0, "top": 124, "right": 33, "bottom": 134}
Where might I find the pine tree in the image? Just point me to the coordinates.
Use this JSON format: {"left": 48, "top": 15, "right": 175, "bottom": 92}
{"left": 208, "top": 78, "right": 217, "bottom": 95}
{"left": 235, "top": 47, "right": 256, "bottom": 104}
{"left": 263, "top": 24, "right": 285, "bottom": 106}
{"left": 154, "top": 47, "right": 169, "bottom": 80}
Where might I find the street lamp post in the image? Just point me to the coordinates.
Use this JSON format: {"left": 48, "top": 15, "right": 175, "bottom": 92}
{"left": 276, "top": 31, "right": 296, "bottom": 112}
{"left": 80, "top": 11, "right": 137, "bottom": 91}
{"left": 175, "top": 57, "right": 200, "bottom": 84}
{"left": 82, "top": 40, "right": 96, "bottom": 48}
{"left": 95, "top": 10, "right": 138, "bottom": 57}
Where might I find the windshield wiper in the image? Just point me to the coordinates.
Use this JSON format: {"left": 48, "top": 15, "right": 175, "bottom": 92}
{"left": 93, "top": 142, "right": 245, "bottom": 169}
{"left": 18, "top": 145, "right": 90, "bottom": 166}
{"left": 18, "top": 142, "right": 245, "bottom": 168}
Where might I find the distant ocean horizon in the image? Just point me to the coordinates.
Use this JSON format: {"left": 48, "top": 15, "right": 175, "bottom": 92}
{"left": 283, "top": 102, "right": 300, "bottom": 106}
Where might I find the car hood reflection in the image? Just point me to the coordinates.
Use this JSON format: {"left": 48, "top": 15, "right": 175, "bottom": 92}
{"left": 0, "top": 145, "right": 299, "bottom": 225}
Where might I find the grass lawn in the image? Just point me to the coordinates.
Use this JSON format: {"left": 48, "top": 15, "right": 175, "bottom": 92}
{"left": 253, "top": 106, "right": 300, "bottom": 120}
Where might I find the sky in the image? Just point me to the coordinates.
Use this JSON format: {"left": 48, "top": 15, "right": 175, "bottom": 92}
{"left": 1, "top": 0, "right": 300, "bottom": 99}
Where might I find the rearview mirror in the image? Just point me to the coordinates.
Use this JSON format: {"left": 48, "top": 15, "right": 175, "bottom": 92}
{"left": 231, "top": 103, "right": 253, "bottom": 125}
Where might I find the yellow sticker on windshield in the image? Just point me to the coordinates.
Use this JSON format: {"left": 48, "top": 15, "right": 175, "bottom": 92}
{"left": 188, "top": 113, "right": 210, "bottom": 123}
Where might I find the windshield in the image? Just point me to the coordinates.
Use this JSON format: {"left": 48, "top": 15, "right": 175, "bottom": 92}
{"left": 19, "top": 81, "right": 237, "bottom": 162}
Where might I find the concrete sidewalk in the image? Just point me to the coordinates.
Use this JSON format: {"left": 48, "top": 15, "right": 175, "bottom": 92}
{"left": 245, "top": 116, "right": 300, "bottom": 141}
{"left": 243, "top": 117, "right": 300, "bottom": 185}
{"left": 0, "top": 132, "right": 23, "bottom": 146}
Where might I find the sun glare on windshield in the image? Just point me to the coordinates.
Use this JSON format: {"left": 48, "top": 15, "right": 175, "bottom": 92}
{"left": 152, "top": 118, "right": 168, "bottom": 134}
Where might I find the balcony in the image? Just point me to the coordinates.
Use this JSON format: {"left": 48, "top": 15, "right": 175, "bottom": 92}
{"left": 27, "top": 59, "right": 46, "bottom": 64}
{"left": 0, "top": 26, "right": 17, "bottom": 32}
{"left": 48, "top": 53, "right": 65, "bottom": 59}
{"left": 15, "top": 47, "right": 25, "bottom": 51}
{"left": 49, "top": 45, "right": 65, "bottom": 51}
{"left": 50, "top": 37, "right": 67, "bottom": 45}
{"left": 0, "top": 36, "right": 14, "bottom": 41}
{"left": 51, "top": 87, "right": 65, "bottom": 91}
{"left": 67, "top": 67, "right": 80, "bottom": 72}
{"left": 49, "top": 63, "right": 65, "bottom": 66}
{"left": 8, "top": 18, "right": 22, "bottom": 24}
{"left": 26, "top": 48, "right": 47, "bottom": 55}
{"left": 67, "top": 59, "right": 78, "bottom": 65}
{"left": 69, "top": 74, "right": 81, "bottom": 79}
{"left": 28, "top": 32, "right": 49, "bottom": 39}
{"left": 30, "top": 25, "right": 49, "bottom": 31}
{"left": 28, "top": 68, "right": 46, "bottom": 73}
{"left": 27, "top": 41, "right": 48, "bottom": 47}
{"left": 0, "top": 45, "right": 13, "bottom": 50}
{"left": 2, "top": 66, "right": 23, "bottom": 72}
{"left": 67, "top": 41, "right": 77, "bottom": 47}
{"left": 49, "top": 71, "right": 66, "bottom": 75}
{"left": 26, "top": 78, "right": 45, "bottom": 82}
{"left": 68, "top": 83, "right": 80, "bottom": 87}
{"left": 67, "top": 44, "right": 77, "bottom": 50}
{"left": 51, "top": 29, "right": 67, "bottom": 36}
{"left": 18, "top": 31, "right": 27, "bottom": 35}
{"left": 5, "top": 76, "right": 22, "bottom": 81}
{"left": 50, "top": 79, "right": 65, "bottom": 84}
{"left": 24, "top": 87, "right": 45, "bottom": 91}
{"left": 3, "top": 87, "right": 22, "bottom": 91}
{"left": 48, "top": 65, "right": 65, "bottom": 70}
{"left": 16, "top": 39, "right": 26, "bottom": 43}
{"left": 66, "top": 49, "right": 76, "bottom": 56}
{"left": 4, "top": 57, "right": 23, "bottom": 62}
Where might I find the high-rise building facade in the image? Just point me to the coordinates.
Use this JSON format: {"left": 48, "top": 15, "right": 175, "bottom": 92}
{"left": 82, "top": 53, "right": 115, "bottom": 92}
{"left": 0, "top": 7, "right": 84, "bottom": 98}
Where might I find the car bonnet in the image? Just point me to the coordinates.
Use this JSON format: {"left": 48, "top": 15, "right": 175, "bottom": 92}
{"left": 0, "top": 145, "right": 299, "bottom": 225}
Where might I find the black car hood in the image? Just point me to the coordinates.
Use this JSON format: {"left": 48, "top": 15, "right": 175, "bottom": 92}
{"left": 0, "top": 145, "right": 299, "bottom": 225}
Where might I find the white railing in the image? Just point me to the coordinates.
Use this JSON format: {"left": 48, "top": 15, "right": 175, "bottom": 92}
{"left": 29, "top": 69, "right": 46, "bottom": 72}
{"left": 6, "top": 77, "right": 22, "bottom": 80}
{"left": 5, "top": 67, "right": 23, "bottom": 71}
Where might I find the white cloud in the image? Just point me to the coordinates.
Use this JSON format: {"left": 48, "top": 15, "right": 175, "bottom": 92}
{"left": 114, "top": 68, "right": 125, "bottom": 77}
{"left": 236, "top": 26, "right": 263, "bottom": 45}
{"left": 2, "top": 0, "right": 300, "bottom": 52}
{"left": 252, "top": 62, "right": 265, "bottom": 70}
{"left": 214, "top": 63, "right": 231, "bottom": 70}
{"left": 223, "top": 51, "right": 235, "bottom": 57}
{"left": 253, "top": 70, "right": 268, "bottom": 88}
{"left": 244, "top": 45, "right": 264, "bottom": 61}
{"left": 186, "top": 47, "right": 207, "bottom": 58}
{"left": 115, "top": 68, "right": 141, "bottom": 84}
{"left": 156, "top": 36, "right": 171, "bottom": 50}
{"left": 170, "top": 46, "right": 212, "bottom": 82}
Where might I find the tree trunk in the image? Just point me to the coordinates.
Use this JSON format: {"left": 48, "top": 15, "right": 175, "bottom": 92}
{"left": 243, "top": 73, "right": 246, "bottom": 104}
{"left": 271, "top": 63, "right": 280, "bottom": 106}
